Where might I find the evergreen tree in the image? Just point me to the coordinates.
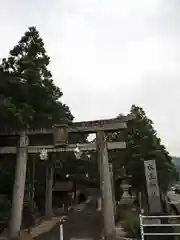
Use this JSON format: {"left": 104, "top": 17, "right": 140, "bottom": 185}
{"left": 0, "top": 27, "right": 80, "bottom": 202}
{"left": 107, "top": 105, "right": 175, "bottom": 195}
{"left": 0, "top": 26, "right": 73, "bottom": 130}
{"left": 126, "top": 105, "right": 175, "bottom": 192}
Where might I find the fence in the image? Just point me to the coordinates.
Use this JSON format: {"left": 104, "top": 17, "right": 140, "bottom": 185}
{"left": 139, "top": 214, "right": 180, "bottom": 240}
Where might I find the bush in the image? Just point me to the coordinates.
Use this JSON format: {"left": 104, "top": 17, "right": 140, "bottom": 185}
{"left": 122, "top": 212, "right": 140, "bottom": 238}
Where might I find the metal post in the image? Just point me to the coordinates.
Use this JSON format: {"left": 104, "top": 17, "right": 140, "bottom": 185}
{"left": 139, "top": 214, "right": 144, "bottom": 240}
{"left": 60, "top": 223, "right": 64, "bottom": 240}
{"left": 9, "top": 132, "right": 29, "bottom": 239}
{"left": 97, "top": 131, "right": 115, "bottom": 240}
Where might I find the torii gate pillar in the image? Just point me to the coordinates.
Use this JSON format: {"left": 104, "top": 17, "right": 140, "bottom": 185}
{"left": 9, "top": 132, "right": 29, "bottom": 239}
{"left": 45, "top": 156, "right": 54, "bottom": 218}
{"left": 1, "top": 117, "right": 132, "bottom": 240}
{"left": 97, "top": 131, "right": 115, "bottom": 240}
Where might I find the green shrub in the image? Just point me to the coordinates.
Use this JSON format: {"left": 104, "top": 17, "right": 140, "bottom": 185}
{"left": 122, "top": 212, "right": 140, "bottom": 238}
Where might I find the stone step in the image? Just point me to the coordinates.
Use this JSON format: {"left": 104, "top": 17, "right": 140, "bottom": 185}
{"left": 31, "top": 216, "right": 63, "bottom": 238}
{"left": 116, "top": 226, "right": 127, "bottom": 237}
{"left": 19, "top": 230, "right": 34, "bottom": 240}
{"left": 115, "top": 222, "right": 127, "bottom": 239}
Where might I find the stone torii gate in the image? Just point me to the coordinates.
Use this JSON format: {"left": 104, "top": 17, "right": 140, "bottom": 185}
{"left": 0, "top": 116, "right": 132, "bottom": 239}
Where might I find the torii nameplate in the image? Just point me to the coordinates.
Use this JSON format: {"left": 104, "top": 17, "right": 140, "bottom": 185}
{"left": 0, "top": 116, "right": 133, "bottom": 135}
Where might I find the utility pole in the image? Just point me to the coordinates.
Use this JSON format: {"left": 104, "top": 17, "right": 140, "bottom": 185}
{"left": 97, "top": 131, "right": 115, "bottom": 240}
{"left": 9, "top": 132, "right": 29, "bottom": 239}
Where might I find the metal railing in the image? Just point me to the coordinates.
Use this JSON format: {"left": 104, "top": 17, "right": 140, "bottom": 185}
{"left": 140, "top": 214, "right": 180, "bottom": 240}
{"left": 59, "top": 216, "right": 67, "bottom": 240}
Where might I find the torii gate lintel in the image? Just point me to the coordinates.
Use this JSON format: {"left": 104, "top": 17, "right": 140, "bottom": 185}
{"left": 7, "top": 116, "right": 133, "bottom": 239}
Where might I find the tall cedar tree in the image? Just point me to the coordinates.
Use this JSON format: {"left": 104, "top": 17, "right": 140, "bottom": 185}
{"left": 126, "top": 105, "right": 175, "bottom": 192}
{"left": 0, "top": 26, "right": 73, "bottom": 130}
{"left": 0, "top": 27, "right": 89, "bottom": 198}
{"left": 106, "top": 105, "right": 175, "bottom": 194}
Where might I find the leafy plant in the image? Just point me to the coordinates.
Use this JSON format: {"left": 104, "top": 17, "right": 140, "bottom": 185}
{"left": 122, "top": 212, "right": 140, "bottom": 238}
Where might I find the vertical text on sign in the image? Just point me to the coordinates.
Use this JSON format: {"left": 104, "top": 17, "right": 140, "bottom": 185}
{"left": 144, "top": 160, "right": 161, "bottom": 213}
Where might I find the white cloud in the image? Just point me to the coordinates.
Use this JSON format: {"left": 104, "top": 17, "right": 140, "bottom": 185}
{"left": 0, "top": 0, "right": 180, "bottom": 155}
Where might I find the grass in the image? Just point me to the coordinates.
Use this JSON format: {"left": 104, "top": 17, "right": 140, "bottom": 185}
{"left": 121, "top": 211, "right": 140, "bottom": 238}
{"left": 116, "top": 205, "right": 140, "bottom": 239}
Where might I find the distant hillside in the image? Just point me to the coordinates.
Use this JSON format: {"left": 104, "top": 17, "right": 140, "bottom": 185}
{"left": 172, "top": 156, "right": 180, "bottom": 166}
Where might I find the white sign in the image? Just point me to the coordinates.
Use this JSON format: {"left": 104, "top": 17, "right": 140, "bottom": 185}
{"left": 144, "top": 160, "right": 161, "bottom": 213}
{"left": 39, "top": 148, "right": 48, "bottom": 160}
{"left": 144, "top": 160, "right": 160, "bottom": 197}
{"left": 74, "top": 144, "right": 83, "bottom": 159}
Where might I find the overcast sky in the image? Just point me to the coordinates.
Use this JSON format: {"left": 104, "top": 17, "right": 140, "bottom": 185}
{"left": 0, "top": 0, "right": 180, "bottom": 156}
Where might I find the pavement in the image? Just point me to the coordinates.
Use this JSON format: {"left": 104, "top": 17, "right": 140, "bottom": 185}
{"left": 167, "top": 190, "right": 180, "bottom": 212}
{"left": 32, "top": 216, "right": 64, "bottom": 238}
{"left": 0, "top": 200, "right": 127, "bottom": 240}
{"left": 34, "top": 201, "right": 103, "bottom": 240}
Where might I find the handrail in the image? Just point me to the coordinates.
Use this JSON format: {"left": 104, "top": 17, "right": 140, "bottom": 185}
{"left": 141, "top": 214, "right": 180, "bottom": 218}
{"left": 140, "top": 214, "right": 180, "bottom": 240}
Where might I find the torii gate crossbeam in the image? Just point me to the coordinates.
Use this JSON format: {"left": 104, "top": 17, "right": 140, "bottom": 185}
{"left": 2, "top": 116, "right": 132, "bottom": 240}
